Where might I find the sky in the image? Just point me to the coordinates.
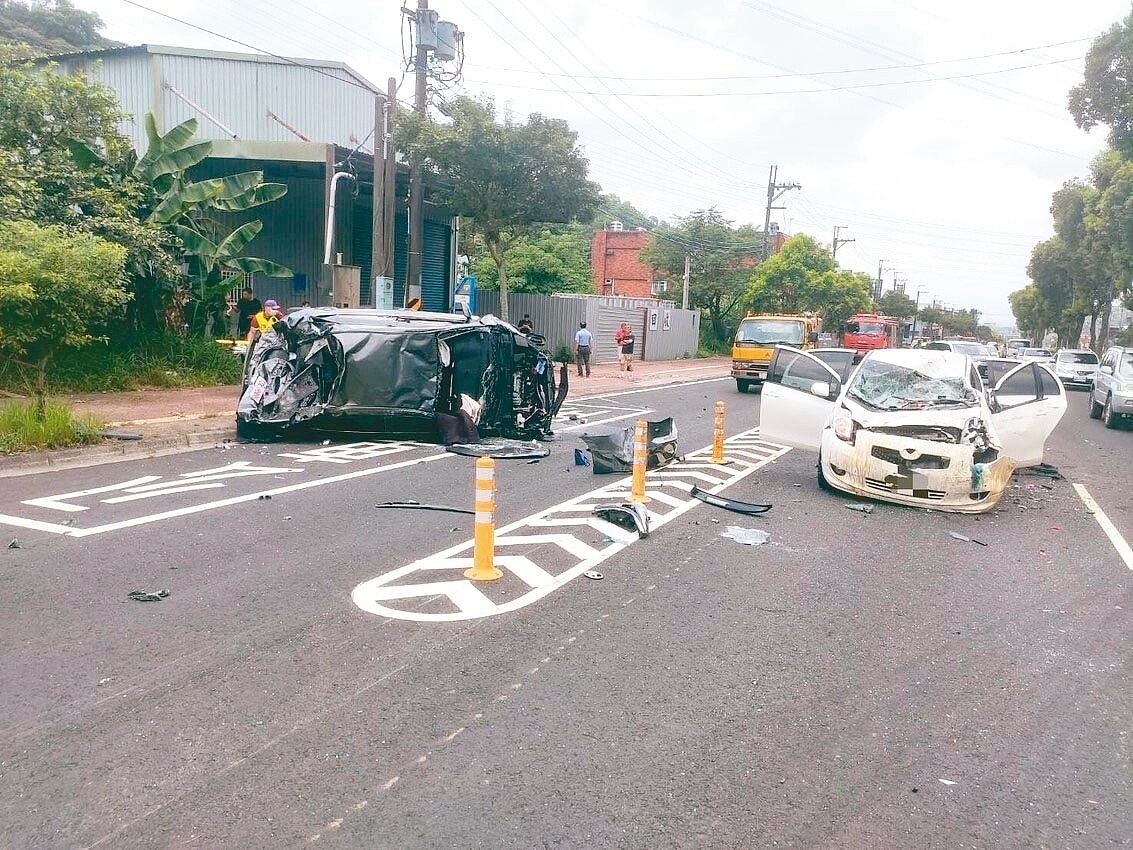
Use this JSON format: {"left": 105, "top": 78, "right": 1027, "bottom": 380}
{"left": 80, "top": 0, "right": 1129, "bottom": 326}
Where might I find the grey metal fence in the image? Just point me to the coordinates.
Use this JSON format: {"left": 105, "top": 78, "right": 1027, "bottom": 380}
{"left": 474, "top": 292, "right": 699, "bottom": 363}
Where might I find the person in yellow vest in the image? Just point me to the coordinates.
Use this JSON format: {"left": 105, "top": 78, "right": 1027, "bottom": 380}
{"left": 248, "top": 299, "right": 283, "bottom": 340}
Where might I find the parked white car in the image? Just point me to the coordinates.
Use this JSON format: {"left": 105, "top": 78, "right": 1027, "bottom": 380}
{"left": 1021, "top": 347, "right": 1055, "bottom": 366}
{"left": 759, "top": 347, "right": 1068, "bottom": 513}
{"left": 1053, "top": 349, "right": 1099, "bottom": 389}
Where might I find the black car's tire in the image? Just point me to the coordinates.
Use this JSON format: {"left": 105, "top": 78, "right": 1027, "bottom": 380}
{"left": 1089, "top": 392, "right": 1104, "bottom": 419}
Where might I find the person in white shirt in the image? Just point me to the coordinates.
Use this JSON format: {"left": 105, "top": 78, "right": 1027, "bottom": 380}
{"left": 573, "top": 321, "right": 593, "bottom": 377}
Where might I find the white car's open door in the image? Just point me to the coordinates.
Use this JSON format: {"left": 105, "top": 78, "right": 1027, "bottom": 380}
{"left": 990, "top": 362, "right": 1067, "bottom": 467}
{"left": 759, "top": 346, "right": 842, "bottom": 452}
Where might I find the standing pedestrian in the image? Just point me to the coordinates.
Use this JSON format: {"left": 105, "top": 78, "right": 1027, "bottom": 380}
{"left": 232, "top": 288, "right": 261, "bottom": 338}
{"left": 573, "top": 321, "right": 593, "bottom": 377}
{"left": 248, "top": 299, "right": 284, "bottom": 340}
{"left": 615, "top": 322, "right": 635, "bottom": 371}
{"left": 517, "top": 314, "right": 534, "bottom": 334}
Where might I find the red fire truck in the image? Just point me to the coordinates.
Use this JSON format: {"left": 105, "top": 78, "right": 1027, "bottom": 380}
{"left": 842, "top": 313, "right": 901, "bottom": 356}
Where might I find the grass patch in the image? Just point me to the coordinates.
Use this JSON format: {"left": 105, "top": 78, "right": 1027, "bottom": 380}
{"left": 0, "top": 400, "right": 105, "bottom": 454}
{"left": 0, "top": 332, "right": 244, "bottom": 395}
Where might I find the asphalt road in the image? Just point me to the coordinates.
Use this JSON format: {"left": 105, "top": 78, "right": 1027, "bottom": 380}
{"left": 0, "top": 377, "right": 1129, "bottom": 849}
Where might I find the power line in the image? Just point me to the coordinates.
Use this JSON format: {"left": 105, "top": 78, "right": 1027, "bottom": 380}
{"left": 464, "top": 55, "right": 1084, "bottom": 97}
{"left": 117, "top": 0, "right": 382, "bottom": 94}
{"left": 468, "top": 37, "right": 1091, "bottom": 83}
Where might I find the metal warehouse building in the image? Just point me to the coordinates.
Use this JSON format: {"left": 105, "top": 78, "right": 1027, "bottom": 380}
{"left": 51, "top": 44, "right": 457, "bottom": 313}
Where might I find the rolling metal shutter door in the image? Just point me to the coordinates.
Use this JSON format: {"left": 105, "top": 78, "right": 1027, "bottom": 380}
{"left": 352, "top": 200, "right": 374, "bottom": 306}
{"left": 421, "top": 219, "right": 451, "bottom": 313}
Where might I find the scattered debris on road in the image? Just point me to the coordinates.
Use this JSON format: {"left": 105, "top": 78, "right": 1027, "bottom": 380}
{"left": 257, "top": 494, "right": 272, "bottom": 500}
{"left": 584, "top": 570, "right": 604, "bottom": 580}
{"left": 579, "top": 417, "right": 677, "bottom": 474}
{"left": 948, "top": 531, "right": 988, "bottom": 547}
{"left": 446, "top": 439, "right": 550, "bottom": 459}
{"left": 8, "top": 538, "right": 21, "bottom": 549}
{"left": 689, "top": 486, "right": 772, "bottom": 516}
{"left": 573, "top": 448, "right": 590, "bottom": 466}
{"left": 720, "top": 526, "right": 771, "bottom": 546}
{"left": 938, "top": 778, "right": 958, "bottom": 786}
{"left": 374, "top": 501, "right": 473, "bottom": 515}
{"left": 844, "top": 504, "right": 874, "bottom": 515}
{"left": 127, "top": 589, "right": 170, "bottom": 602}
{"left": 1024, "top": 463, "right": 1063, "bottom": 481}
{"left": 592, "top": 502, "right": 650, "bottom": 537}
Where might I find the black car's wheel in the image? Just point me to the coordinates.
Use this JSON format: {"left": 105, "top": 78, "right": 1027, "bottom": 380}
{"left": 736, "top": 379, "right": 751, "bottom": 393}
{"left": 1089, "top": 391, "right": 1104, "bottom": 419}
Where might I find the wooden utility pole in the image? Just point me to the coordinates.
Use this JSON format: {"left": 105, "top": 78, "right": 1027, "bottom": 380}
{"left": 406, "top": 0, "right": 429, "bottom": 308}
{"left": 832, "top": 225, "right": 855, "bottom": 264}
{"left": 763, "top": 164, "right": 800, "bottom": 257}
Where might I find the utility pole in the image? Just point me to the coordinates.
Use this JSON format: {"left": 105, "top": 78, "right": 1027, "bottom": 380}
{"left": 832, "top": 226, "right": 855, "bottom": 264}
{"left": 373, "top": 77, "right": 397, "bottom": 299}
{"left": 682, "top": 253, "right": 690, "bottom": 310}
{"left": 405, "top": 0, "right": 430, "bottom": 309}
{"left": 875, "top": 259, "right": 887, "bottom": 301}
{"left": 762, "top": 164, "right": 801, "bottom": 257}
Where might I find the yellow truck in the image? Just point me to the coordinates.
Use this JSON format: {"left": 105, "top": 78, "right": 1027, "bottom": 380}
{"left": 731, "top": 312, "right": 822, "bottom": 392}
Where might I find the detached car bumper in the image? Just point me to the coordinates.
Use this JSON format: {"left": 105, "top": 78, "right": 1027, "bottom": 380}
{"left": 819, "top": 429, "right": 1016, "bottom": 514}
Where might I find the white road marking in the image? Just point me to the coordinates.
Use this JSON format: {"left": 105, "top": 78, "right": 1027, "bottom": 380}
{"left": 22, "top": 476, "right": 162, "bottom": 511}
{"left": 0, "top": 451, "right": 453, "bottom": 538}
{"left": 1073, "top": 483, "right": 1133, "bottom": 570}
{"left": 572, "top": 375, "right": 730, "bottom": 401}
{"left": 352, "top": 427, "right": 789, "bottom": 622}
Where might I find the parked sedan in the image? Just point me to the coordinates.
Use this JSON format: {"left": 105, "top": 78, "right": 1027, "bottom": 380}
{"left": 1053, "top": 348, "right": 1099, "bottom": 389}
{"left": 1088, "top": 345, "right": 1133, "bottom": 428}
{"left": 925, "top": 339, "right": 991, "bottom": 381}
{"left": 1021, "top": 347, "right": 1055, "bottom": 366}
{"left": 759, "top": 347, "right": 1067, "bottom": 513}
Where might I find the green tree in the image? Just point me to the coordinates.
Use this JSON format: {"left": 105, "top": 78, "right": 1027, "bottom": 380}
{"left": 468, "top": 228, "right": 592, "bottom": 295}
{"left": 1009, "top": 286, "right": 1048, "bottom": 345}
{"left": 1069, "top": 11, "right": 1133, "bottom": 154}
{"left": 0, "top": 220, "right": 128, "bottom": 418}
{"left": 639, "top": 208, "right": 764, "bottom": 343}
{"left": 400, "top": 96, "right": 598, "bottom": 321}
{"left": 874, "top": 289, "right": 917, "bottom": 319}
{"left": 0, "top": 0, "right": 119, "bottom": 54}
{"left": 744, "top": 234, "right": 871, "bottom": 335}
{"left": 0, "top": 50, "right": 181, "bottom": 330}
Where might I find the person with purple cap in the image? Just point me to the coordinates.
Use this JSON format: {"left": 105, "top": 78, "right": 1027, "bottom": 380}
{"left": 248, "top": 299, "right": 284, "bottom": 339}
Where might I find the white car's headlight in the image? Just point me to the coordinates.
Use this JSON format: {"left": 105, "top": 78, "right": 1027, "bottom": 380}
{"left": 832, "top": 406, "right": 856, "bottom": 442}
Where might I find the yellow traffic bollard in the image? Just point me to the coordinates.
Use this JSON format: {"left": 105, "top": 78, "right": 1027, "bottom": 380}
{"left": 464, "top": 456, "right": 503, "bottom": 582}
{"left": 629, "top": 419, "right": 652, "bottom": 504}
{"left": 712, "top": 400, "right": 729, "bottom": 465}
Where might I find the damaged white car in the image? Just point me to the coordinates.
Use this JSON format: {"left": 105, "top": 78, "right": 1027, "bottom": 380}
{"left": 760, "top": 347, "right": 1067, "bottom": 513}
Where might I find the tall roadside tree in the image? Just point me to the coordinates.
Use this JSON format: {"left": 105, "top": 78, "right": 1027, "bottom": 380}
{"left": 400, "top": 96, "right": 598, "bottom": 321}
{"left": 874, "top": 289, "right": 917, "bottom": 320}
{"left": 467, "top": 228, "right": 592, "bottom": 295}
{"left": 1069, "top": 10, "right": 1133, "bottom": 155}
{"left": 638, "top": 208, "right": 763, "bottom": 345}
{"left": 744, "top": 234, "right": 872, "bottom": 336}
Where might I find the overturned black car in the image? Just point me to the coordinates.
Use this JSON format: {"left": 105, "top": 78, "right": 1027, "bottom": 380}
{"left": 236, "top": 308, "right": 567, "bottom": 442}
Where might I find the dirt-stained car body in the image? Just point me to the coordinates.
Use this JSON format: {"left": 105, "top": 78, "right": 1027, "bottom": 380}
{"left": 236, "top": 308, "right": 566, "bottom": 441}
{"left": 760, "top": 347, "right": 1067, "bottom": 513}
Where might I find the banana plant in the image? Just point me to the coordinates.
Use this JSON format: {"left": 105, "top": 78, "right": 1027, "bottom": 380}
{"left": 133, "top": 114, "right": 291, "bottom": 333}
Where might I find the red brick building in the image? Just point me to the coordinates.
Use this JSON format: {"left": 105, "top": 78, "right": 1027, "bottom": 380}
{"left": 590, "top": 223, "right": 789, "bottom": 299}
{"left": 590, "top": 226, "right": 656, "bottom": 298}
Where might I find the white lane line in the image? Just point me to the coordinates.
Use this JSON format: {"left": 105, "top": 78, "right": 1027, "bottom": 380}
{"left": 572, "top": 375, "right": 730, "bottom": 401}
{"left": 1073, "top": 483, "right": 1133, "bottom": 570}
{"left": 59, "top": 452, "right": 453, "bottom": 538}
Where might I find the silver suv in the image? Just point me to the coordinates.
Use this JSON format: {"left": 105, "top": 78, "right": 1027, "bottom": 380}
{"left": 1088, "top": 346, "right": 1133, "bottom": 428}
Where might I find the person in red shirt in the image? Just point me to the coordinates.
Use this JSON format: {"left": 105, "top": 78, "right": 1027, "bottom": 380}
{"left": 614, "top": 322, "right": 636, "bottom": 371}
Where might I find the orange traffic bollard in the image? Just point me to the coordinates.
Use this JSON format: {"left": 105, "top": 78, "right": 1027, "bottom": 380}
{"left": 712, "top": 400, "right": 729, "bottom": 465}
{"left": 464, "top": 456, "right": 503, "bottom": 581}
{"left": 630, "top": 419, "right": 652, "bottom": 504}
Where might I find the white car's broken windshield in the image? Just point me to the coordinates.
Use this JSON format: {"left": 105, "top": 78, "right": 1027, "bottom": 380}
{"left": 847, "top": 358, "right": 978, "bottom": 411}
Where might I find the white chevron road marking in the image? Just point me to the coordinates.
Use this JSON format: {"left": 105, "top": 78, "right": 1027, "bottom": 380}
{"left": 352, "top": 428, "right": 790, "bottom": 622}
